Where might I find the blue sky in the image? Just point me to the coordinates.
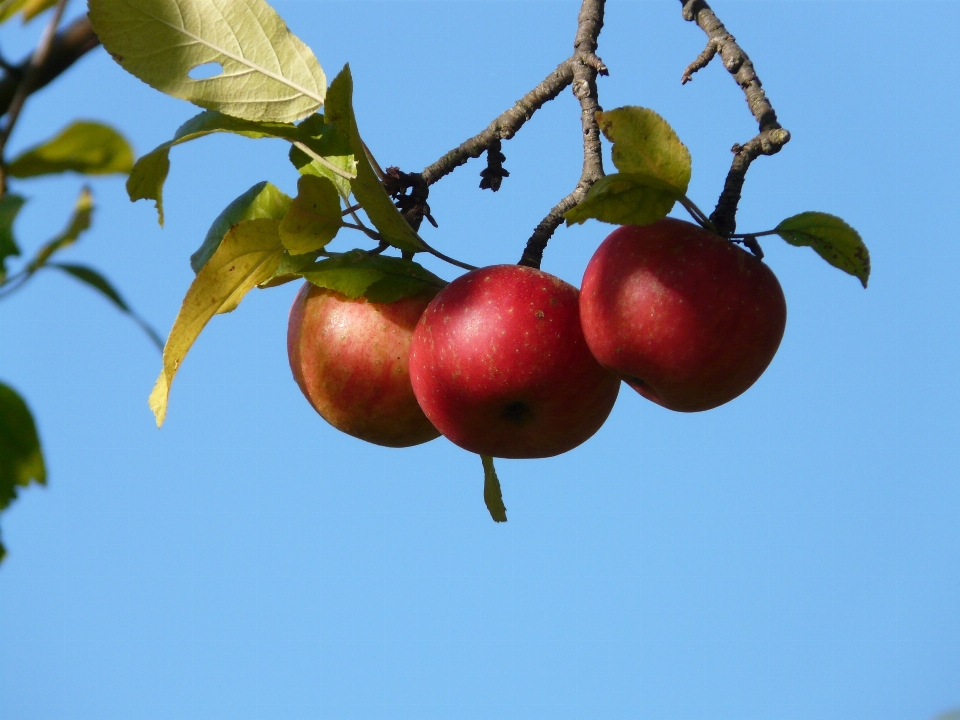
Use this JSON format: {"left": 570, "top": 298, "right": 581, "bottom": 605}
{"left": 2, "top": 1, "right": 959, "bottom": 718}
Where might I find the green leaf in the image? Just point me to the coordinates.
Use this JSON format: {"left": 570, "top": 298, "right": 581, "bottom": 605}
{"left": 288, "top": 114, "right": 355, "bottom": 198}
{"left": 128, "top": 111, "right": 298, "bottom": 225}
{"left": 0, "top": 381, "right": 46, "bottom": 563}
{"left": 19, "top": 0, "right": 57, "bottom": 21}
{"left": 149, "top": 218, "right": 283, "bottom": 426}
{"left": 564, "top": 173, "right": 683, "bottom": 227}
{"left": 323, "top": 65, "right": 426, "bottom": 254}
{"left": 88, "top": 0, "right": 326, "bottom": 123}
{"left": 191, "top": 181, "right": 292, "bottom": 272}
{"left": 775, "top": 212, "right": 870, "bottom": 288}
{"left": 26, "top": 187, "right": 94, "bottom": 272}
{"left": 7, "top": 121, "right": 134, "bottom": 178}
{"left": 0, "top": 0, "right": 29, "bottom": 24}
{"left": 279, "top": 175, "right": 342, "bottom": 255}
{"left": 49, "top": 263, "right": 165, "bottom": 350}
{"left": 258, "top": 250, "right": 322, "bottom": 288}
{"left": 0, "top": 194, "right": 26, "bottom": 282}
{"left": 597, "top": 107, "right": 691, "bottom": 196}
{"left": 481, "top": 455, "right": 507, "bottom": 523}
{"left": 300, "top": 249, "right": 445, "bottom": 303}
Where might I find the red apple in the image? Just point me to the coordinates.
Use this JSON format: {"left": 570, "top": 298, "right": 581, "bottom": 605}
{"left": 287, "top": 282, "right": 441, "bottom": 447}
{"left": 580, "top": 218, "right": 787, "bottom": 412}
{"left": 409, "top": 265, "right": 620, "bottom": 459}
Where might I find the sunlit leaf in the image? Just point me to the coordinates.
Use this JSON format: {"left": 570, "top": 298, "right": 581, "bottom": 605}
{"left": 149, "top": 218, "right": 283, "bottom": 426}
{"left": 49, "top": 263, "right": 164, "bottom": 350}
{"left": 300, "top": 249, "right": 445, "bottom": 303}
{"left": 26, "top": 187, "right": 94, "bottom": 272}
{"left": 191, "top": 181, "right": 291, "bottom": 272}
{"left": 7, "top": 121, "right": 134, "bottom": 178}
{"left": 775, "top": 212, "right": 870, "bottom": 288}
{"left": 0, "top": 381, "right": 46, "bottom": 563}
{"left": 0, "top": 194, "right": 26, "bottom": 281}
{"left": 88, "top": 0, "right": 326, "bottom": 123}
{"left": 127, "top": 111, "right": 351, "bottom": 225}
{"left": 564, "top": 173, "right": 682, "bottom": 227}
{"left": 481, "top": 455, "right": 506, "bottom": 523}
{"left": 258, "top": 250, "right": 322, "bottom": 288}
{"left": 0, "top": 0, "right": 29, "bottom": 24}
{"left": 288, "top": 114, "right": 355, "bottom": 198}
{"left": 279, "top": 174, "right": 342, "bottom": 255}
{"left": 597, "top": 107, "right": 691, "bottom": 196}
{"left": 128, "top": 111, "right": 297, "bottom": 225}
{"left": 324, "top": 65, "right": 426, "bottom": 254}
{"left": 19, "top": 0, "right": 57, "bottom": 21}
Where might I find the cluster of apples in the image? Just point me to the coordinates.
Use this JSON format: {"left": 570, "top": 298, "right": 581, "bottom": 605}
{"left": 287, "top": 218, "right": 787, "bottom": 458}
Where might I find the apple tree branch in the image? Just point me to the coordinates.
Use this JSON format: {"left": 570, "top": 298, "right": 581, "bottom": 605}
{"left": 679, "top": 0, "right": 790, "bottom": 235}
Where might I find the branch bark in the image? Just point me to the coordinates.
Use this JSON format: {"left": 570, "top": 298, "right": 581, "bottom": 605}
{"left": 518, "top": 0, "right": 607, "bottom": 268}
{"left": 0, "top": 15, "right": 100, "bottom": 119}
{"left": 680, "top": 0, "right": 790, "bottom": 235}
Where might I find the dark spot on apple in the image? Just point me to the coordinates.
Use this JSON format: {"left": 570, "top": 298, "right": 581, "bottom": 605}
{"left": 502, "top": 401, "right": 532, "bottom": 425}
{"left": 628, "top": 376, "right": 646, "bottom": 389}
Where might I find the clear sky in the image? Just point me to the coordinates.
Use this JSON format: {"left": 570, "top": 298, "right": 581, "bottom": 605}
{"left": 2, "top": 1, "right": 959, "bottom": 718}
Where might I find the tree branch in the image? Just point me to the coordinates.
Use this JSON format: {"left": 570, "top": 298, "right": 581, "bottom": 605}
{"left": 518, "top": 0, "right": 607, "bottom": 269}
{"left": 419, "top": 59, "right": 575, "bottom": 187}
{"left": 679, "top": 0, "right": 790, "bottom": 235}
{"left": 0, "top": 15, "right": 100, "bottom": 119}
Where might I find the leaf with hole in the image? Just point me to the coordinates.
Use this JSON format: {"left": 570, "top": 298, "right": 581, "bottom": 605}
{"left": 323, "top": 65, "right": 426, "bottom": 254}
{"left": 88, "top": 0, "right": 326, "bottom": 122}
{"left": 279, "top": 175, "right": 342, "bottom": 255}
{"left": 149, "top": 218, "right": 284, "bottom": 426}
{"left": 191, "top": 181, "right": 291, "bottom": 272}
{"left": 564, "top": 173, "right": 683, "bottom": 227}
{"left": 8, "top": 121, "right": 134, "bottom": 178}
{"left": 775, "top": 212, "right": 870, "bottom": 288}
{"left": 597, "top": 107, "right": 691, "bottom": 197}
{"left": 0, "top": 381, "right": 46, "bottom": 563}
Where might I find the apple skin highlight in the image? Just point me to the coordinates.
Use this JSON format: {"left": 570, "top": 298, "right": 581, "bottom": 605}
{"left": 288, "top": 282, "right": 441, "bottom": 448}
{"left": 580, "top": 219, "right": 787, "bottom": 412}
{"left": 409, "top": 265, "right": 620, "bottom": 459}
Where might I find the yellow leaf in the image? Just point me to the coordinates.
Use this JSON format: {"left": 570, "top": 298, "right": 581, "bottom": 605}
{"left": 149, "top": 218, "right": 283, "bottom": 426}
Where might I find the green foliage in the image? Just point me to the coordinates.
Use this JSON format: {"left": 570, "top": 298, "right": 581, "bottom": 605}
{"left": 50, "top": 263, "right": 164, "bottom": 350}
{"left": 288, "top": 114, "right": 355, "bottom": 198}
{"left": 25, "top": 187, "right": 93, "bottom": 271}
{"left": 18, "top": 0, "right": 57, "bottom": 22}
{"left": 0, "top": 194, "right": 26, "bottom": 281}
{"left": 150, "top": 218, "right": 284, "bottom": 426}
{"left": 279, "top": 175, "right": 342, "bottom": 255}
{"left": 600, "top": 107, "right": 692, "bottom": 192}
{"left": 7, "top": 121, "right": 134, "bottom": 178}
{"left": 565, "top": 106, "right": 691, "bottom": 227}
{"left": 323, "top": 65, "right": 426, "bottom": 254}
{"left": 481, "top": 455, "right": 507, "bottom": 523}
{"left": 300, "top": 250, "right": 446, "bottom": 304}
{"left": 775, "top": 212, "right": 871, "bottom": 288}
{"left": 0, "top": 382, "right": 46, "bottom": 563}
{"left": 564, "top": 173, "right": 684, "bottom": 227}
{"left": 88, "top": 0, "right": 325, "bottom": 123}
{"left": 191, "top": 181, "right": 292, "bottom": 272}
{"left": 128, "top": 111, "right": 355, "bottom": 226}
{"left": 129, "top": 111, "right": 299, "bottom": 225}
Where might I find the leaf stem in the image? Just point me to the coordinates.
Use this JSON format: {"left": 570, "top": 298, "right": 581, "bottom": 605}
{"left": 291, "top": 141, "right": 356, "bottom": 181}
